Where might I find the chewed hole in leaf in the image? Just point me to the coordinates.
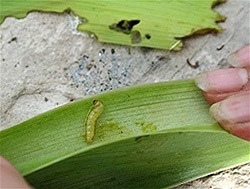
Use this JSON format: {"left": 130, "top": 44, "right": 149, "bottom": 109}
{"left": 145, "top": 34, "right": 151, "bottom": 39}
{"left": 131, "top": 30, "right": 142, "bottom": 44}
{"left": 109, "top": 19, "right": 140, "bottom": 34}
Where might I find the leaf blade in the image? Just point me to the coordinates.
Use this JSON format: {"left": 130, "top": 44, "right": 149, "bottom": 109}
{"left": 0, "top": 79, "right": 249, "bottom": 188}
{"left": 0, "top": 0, "right": 226, "bottom": 50}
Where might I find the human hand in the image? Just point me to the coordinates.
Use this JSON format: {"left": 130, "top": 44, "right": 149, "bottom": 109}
{"left": 0, "top": 156, "right": 31, "bottom": 188}
{"left": 195, "top": 45, "right": 250, "bottom": 141}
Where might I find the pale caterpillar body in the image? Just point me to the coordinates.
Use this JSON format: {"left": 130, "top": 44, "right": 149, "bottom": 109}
{"left": 85, "top": 100, "right": 104, "bottom": 143}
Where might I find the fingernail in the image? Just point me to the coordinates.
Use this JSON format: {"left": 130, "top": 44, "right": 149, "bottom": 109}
{"left": 228, "top": 45, "right": 250, "bottom": 67}
{"left": 227, "top": 52, "right": 239, "bottom": 67}
{"left": 210, "top": 93, "right": 250, "bottom": 125}
{"left": 195, "top": 68, "right": 248, "bottom": 92}
{"left": 210, "top": 102, "right": 223, "bottom": 122}
{"left": 195, "top": 73, "right": 209, "bottom": 91}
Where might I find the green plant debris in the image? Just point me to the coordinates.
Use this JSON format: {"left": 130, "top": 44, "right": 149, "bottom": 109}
{"left": 0, "top": 0, "right": 226, "bottom": 50}
{"left": 0, "top": 80, "right": 249, "bottom": 188}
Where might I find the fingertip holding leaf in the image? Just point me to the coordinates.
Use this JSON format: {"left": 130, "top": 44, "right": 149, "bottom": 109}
{"left": 195, "top": 68, "right": 248, "bottom": 93}
{"left": 230, "top": 123, "right": 250, "bottom": 141}
{"left": 209, "top": 93, "right": 250, "bottom": 141}
{"left": 0, "top": 156, "right": 31, "bottom": 189}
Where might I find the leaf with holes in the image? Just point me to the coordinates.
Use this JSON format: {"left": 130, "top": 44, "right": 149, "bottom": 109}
{"left": 0, "top": 0, "right": 226, "bottom": 50}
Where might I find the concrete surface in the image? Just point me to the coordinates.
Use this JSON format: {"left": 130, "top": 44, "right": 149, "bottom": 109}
{"left": 0, "top": 0, "right": 249, "bottom": 188}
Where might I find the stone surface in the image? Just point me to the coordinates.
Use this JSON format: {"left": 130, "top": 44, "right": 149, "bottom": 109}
{"left": 0, "top": 0, "right": 249, "bottom": 188}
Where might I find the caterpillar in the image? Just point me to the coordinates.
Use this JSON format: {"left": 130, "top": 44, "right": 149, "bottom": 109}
{"left": 85, "top": 100, "right": 104, "bottom": 143}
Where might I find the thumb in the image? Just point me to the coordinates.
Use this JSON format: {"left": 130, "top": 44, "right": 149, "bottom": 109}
{"left": 0, "top": 156, "right": 31, "bottom": 188}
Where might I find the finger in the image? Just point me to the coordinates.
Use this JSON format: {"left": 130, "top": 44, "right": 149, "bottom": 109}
{"left": 0, "top": 156, "right": 31, "bottom": 188}
{"left": 202, "top": 91, "right": 236, "bottom": 104}
{"left": 209, "top": 92, "right": 250, "bottom": 141}
{"left": 202, "top": 83, "right": 250, "bottom": 104}
{"left": 230, "top": 122, "right": 250, "bottom": 141}
{"left": 228, "top": 45, "right": 250, "bottom": 68}
{"left": 210, "top": 92, "right": 250, "bottom": 124}
{"left": 195, "top": 68, "right": 248, "bottom": 93}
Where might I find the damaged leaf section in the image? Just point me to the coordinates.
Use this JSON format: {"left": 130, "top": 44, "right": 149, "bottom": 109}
{"left": 109, "top": 19, "right": 140, "bottom": 34}
{"left": 131, "top": 30, "right": 142, "bottom": 44}
{"left": 109, "top": 20, "right": 142, "bottom": 44}
{"left": 0, "top": 0, "right": 227, "bottom": 50}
